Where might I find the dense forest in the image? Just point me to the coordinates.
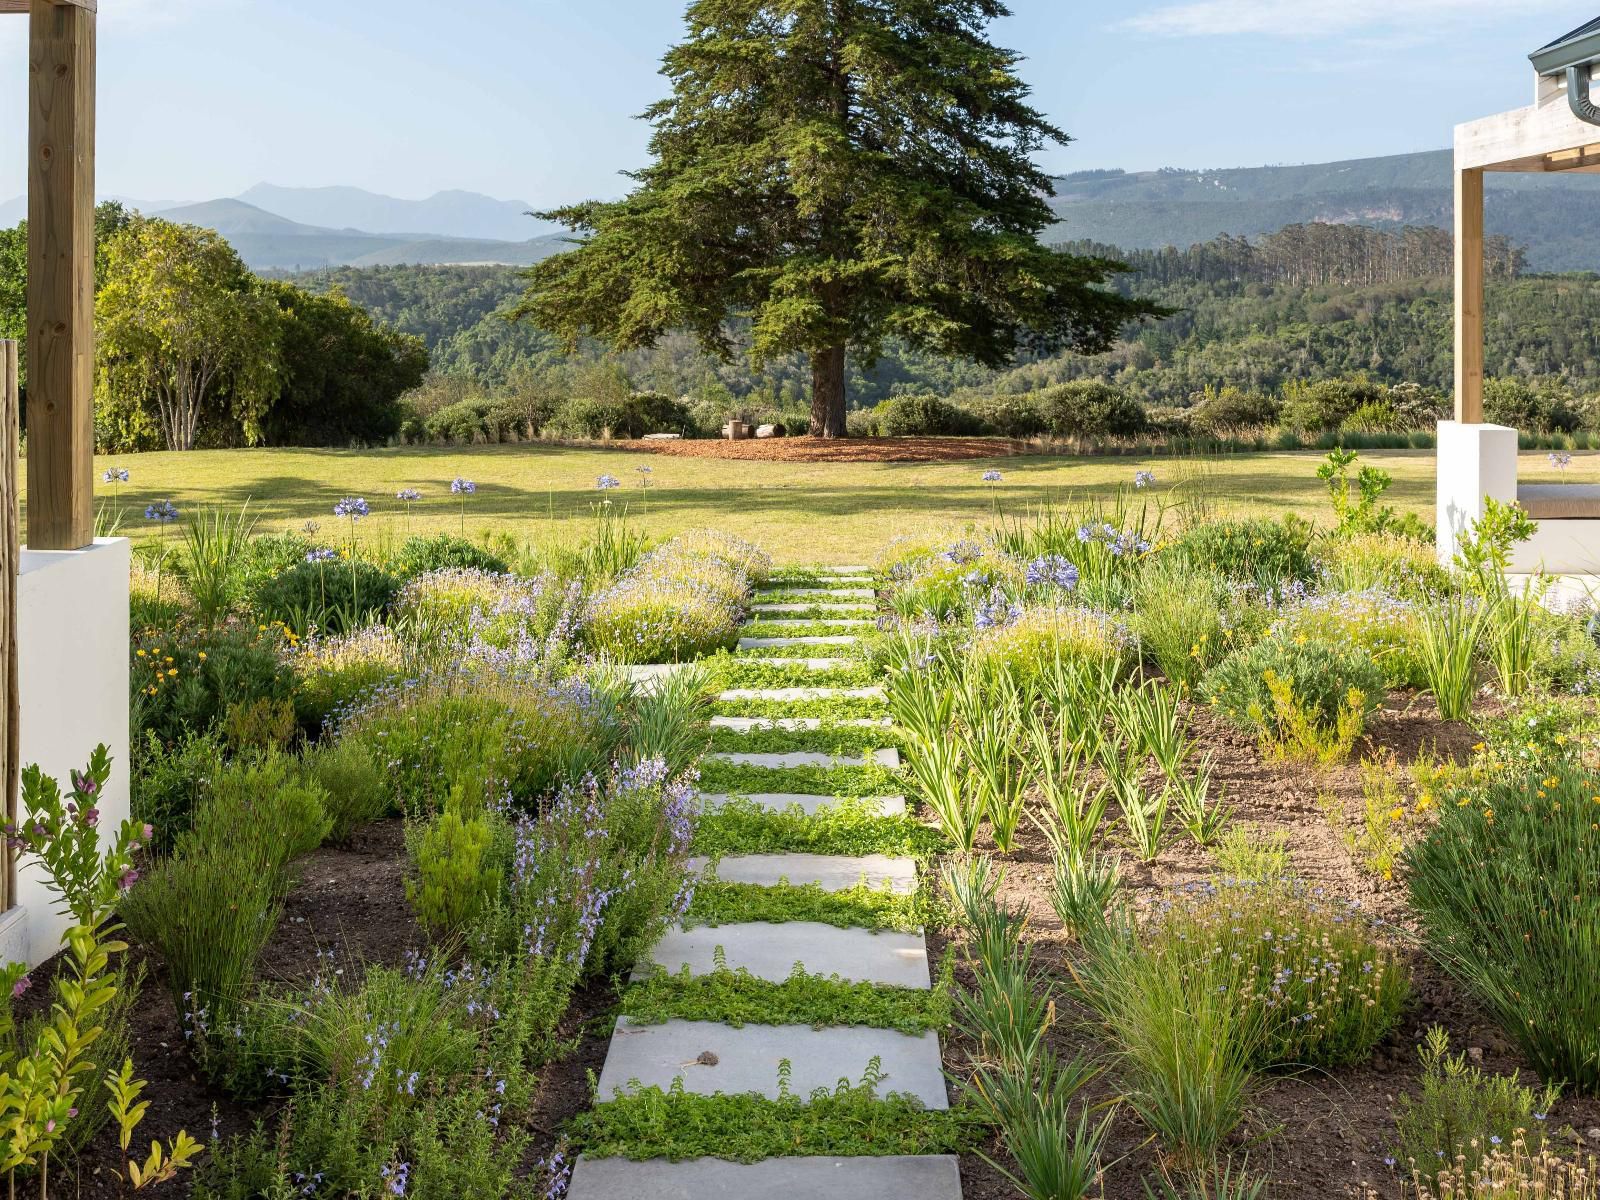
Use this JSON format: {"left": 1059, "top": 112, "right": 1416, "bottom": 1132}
{"left": 291, "top": 220, "right": 1600, "bottom": 422}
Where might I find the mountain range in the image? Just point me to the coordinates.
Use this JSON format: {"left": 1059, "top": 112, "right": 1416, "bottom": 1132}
{"left": 5, "top": 149, "right": 1600, "bottom": 271}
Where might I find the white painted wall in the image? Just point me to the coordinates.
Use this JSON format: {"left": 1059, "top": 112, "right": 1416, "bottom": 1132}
{"left": 9, "top": 538, "right": 130, "bottom": 967}
{"left": 1435, "top": 420, "right": 1519, "bottom": 565}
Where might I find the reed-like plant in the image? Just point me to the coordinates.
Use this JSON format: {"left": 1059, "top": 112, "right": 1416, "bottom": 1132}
{"left": 1416, "top": 593, "right": 1486, "bottom": 720}
{"left": 1115, "top": 680, "right": 1191, "bottom": 778}
{"left": 1172, "top": 755, "right": 1228, "bottom": 846}
{"left": 908, "top": 731, "right": 982, "bottom": 852}
{"left": 1485, "top": 586, "right": 1542, "bottom": 699}
{"left": 1040, "top": 818, "right": 1121, "bottom": 939}
{"left": 180, "top": 503, "right": 258, "bottom": 624}
{"left": 1028, "top": 711, "right": 1108, "bottom": 858}
{"left": 1102, "top": 740, "right": 1169, "bottom": 861}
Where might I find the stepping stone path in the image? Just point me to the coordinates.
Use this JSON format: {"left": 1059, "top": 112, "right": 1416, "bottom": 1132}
{"left": 571, "top": 568, "right": 960, "bottom": 1200}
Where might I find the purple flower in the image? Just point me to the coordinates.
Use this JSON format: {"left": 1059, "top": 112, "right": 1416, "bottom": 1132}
{"left": 451, "top": 477, "right": 476, "bottom": 495}
{"left": 118, "top": 867, "right": 138, "bottom": 890}
{"left": 981, "top": 469, "right": 1002, "bottom": 482}
{"left": 381, "top": 1162, "right": 410, "bottom": 1197}
{"left": 334, "top": 497, "right": 370, "bottom": 520}
{"left": 11, "top": 974, "right": 29, "bottom": 999}
{"left": 396, "top": 487, "right": 422, "bottom": 502}
{"left": 1550, "top": 451, "right": 1573, "bottom": 470}
{"left": 597, "top": 474, "right": 621, "bottom": 490}
{"left": 145, "top": 500, "right": 179, "bottom": 523}
{"left": 1134, "top": 470, "right": 1156, "bottom": 489}
{"left": 1026, "top": 554, "right": 1080, "bottom": 591}
{"left": 305, "top": 548, "right": 338, "bottom": 563}
{"left": 102, "top": 467, "right": 129, "bottom": 484}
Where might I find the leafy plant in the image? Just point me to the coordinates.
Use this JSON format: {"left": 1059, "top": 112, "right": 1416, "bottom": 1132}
{"left": 406, "top": 802, "right": 503, "bottom": 941}
{"left": 300, "top": 737, "right": 393, "bottom": 843}
{"left": 177, "top": 504, "right": 258, "bottom": 624}
{"left": 1211, "top": 823, "right": 1289, "bottom": 882}
{"left": 693, "top": 796, "right": 945, "bottom": 860}
{"left": 686, "top": 876, "right": 928, "bottom": 932}
{"left": 1201, "top": 633, "right": 1385, "bottom": 754}
{"left": 1417, "top": 593, "right": 1486, "bottom": 720}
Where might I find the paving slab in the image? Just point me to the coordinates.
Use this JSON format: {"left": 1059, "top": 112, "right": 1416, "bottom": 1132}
{"left": 717, "top": 686, "right": 885, "bottom": 702}
{"left": 596, "top": 1018, "right": 947, "bottom": 1107}
{"left": 752, "top": 602, "right": 875, "bottom": 614}
{"left": 568, "top": 1154, "right": 963, "bottom": 1200}
{"left": 641, "top": 922, "right": 930, "bottom": 988}
{"left": 757, "top": 587, "right": 875, "bottom": 598}
{"left": 723, "top": 657, "right": 858, "bottom": 670}
{"left": 688, "top": 852, "right": 917, "bottom": 893}
{"left": 708, "top": 749, "right": 900, "bottom": 770}
{"left": 738, "top": 635, "right": 860, "bottom": 649}
{"left": 750, "top": 618, "right": 876, "bottom": 628}
{"left": 709, "top": 716, "right": 893, "bottom": 731}
{"left": 817, "top": 565, "right": 873, "bottom": 574}
{"left": 696, "top": 791, "right": 907, "bottom": 816}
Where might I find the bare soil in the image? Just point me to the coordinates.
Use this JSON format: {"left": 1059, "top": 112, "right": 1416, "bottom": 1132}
{"left": 944, "top": 694, "right": 1600, "bottom": 1199}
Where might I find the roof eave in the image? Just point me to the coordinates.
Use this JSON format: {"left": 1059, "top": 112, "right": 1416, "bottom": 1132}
{"left": 1531, "top": 28, "right": 1600, "bottom": 76}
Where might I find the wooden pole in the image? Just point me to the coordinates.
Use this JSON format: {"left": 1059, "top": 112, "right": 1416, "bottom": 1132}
{"left": 1454, "top": 167, "right": 1485, "bottom": 424}
{"left": 26, "top": 0, "right": 96, "bottom": 550}
{"left": 0, "top": 343, "right": 17, "bottom": 914}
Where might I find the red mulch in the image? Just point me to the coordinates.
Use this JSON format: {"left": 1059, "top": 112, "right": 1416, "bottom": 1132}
{"left": 604, "top": 435, "right": 1041, "bottom": 463}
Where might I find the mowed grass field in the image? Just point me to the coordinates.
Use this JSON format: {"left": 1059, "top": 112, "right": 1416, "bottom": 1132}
{"left": 22, "top": 440, "right": 1560, "bottom": 563}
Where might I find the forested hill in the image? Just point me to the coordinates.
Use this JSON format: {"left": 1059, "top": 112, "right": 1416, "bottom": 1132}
{"left": 1046, "top": 149, "right": 1600, "bottom": 272}
{"left": 295, "top": 220, "right": 1600, "bottom": 410}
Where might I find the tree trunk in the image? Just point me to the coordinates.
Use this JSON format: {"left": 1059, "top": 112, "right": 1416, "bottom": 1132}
{"left": 808, "top": 344, "right": 847, "bottom": 438}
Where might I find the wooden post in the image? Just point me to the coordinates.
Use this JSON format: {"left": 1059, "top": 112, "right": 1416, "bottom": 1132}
{"left": 1454, "top": 167, "right": 1485, "bottom": 424}
{"left": 0, "top": 343, "right": 17, "bottom": 913}
{"left": 26, "top": 0, "right": 97, "bottom": 550}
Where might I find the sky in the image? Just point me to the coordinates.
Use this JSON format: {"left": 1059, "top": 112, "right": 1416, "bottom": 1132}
{"left": 1, "top": 0, "right": 1597, "bottom": 208}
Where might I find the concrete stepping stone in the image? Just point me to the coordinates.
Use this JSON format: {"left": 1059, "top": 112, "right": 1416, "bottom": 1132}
{"left": 568, "top": 1154, "right": 962, "bottom": 1200}
{"left": 642, "top": 922, "right": 930, "bottom": 988}
{"left": 757, "top": 587, "right": 874, "bottom": 598}
{"left": 717, "top": 687, "right": 885, "bottom": 702}
{"left": 709, "top": 716, "right": 893, "bottom": 731}
{"left": 688, "top": 852, "right": 916, "bottom": 894}
{"left": 696, "top": 792, "right": 907, "bottom": 816}
{"left": 708, "top": 749, "right": 900, "bottom": 770}
{"left": 746, "top": 619, "right": 876, "bottom": 629}
{"left": 596, "top": 1018, "right": 947, "bottom": 1107}
{"left": 738, "top": 636, "right": 860, "bottom": 648}
{"left": 724, "top": 657, "right": 858, "bottom": 670}
{"left": 752, "top": 602, "right": 875, "bottom": 613}
{"left": 817, "top": 565, "right": 873, "bottom": 574}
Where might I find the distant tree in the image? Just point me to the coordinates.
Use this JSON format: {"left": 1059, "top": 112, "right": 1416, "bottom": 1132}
{"left": 515, "top": 0, "right": 1162, "bottom": 437}
{"left": 1036, "top": 381, "right": 1147, "bottom": 445}
{"left": 96, "top": 218, "right": 281, "bottom": 451}
{"left": 258, "top": 281, "right": 428, "bottom": 446}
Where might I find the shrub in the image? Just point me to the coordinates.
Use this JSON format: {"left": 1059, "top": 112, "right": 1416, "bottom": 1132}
{"left": 1394, "top": 1026, "right": 1560, "bottom": 1181}
{"left": 387, "top": 533, "right": 508, "bottom": 580}
{"left": 886, "top": 538, "right": 1025, "bottom": 622}
{"left": 1269, "top": 588, "right": 1426, "bottom": 689}
{"left": 549, "top": 391, "right": 691, "bottom": 438}
{"left": 1280, "top": 377, "right": 1387, "bottom": 433}
{"left": 968, "top": 606, "right": 1133, "bottom": 686}
{"left": 1034, "top": 381, "right": 1148, "bottom": 442}
{"left": 966, "top": 392, "right": 1048, "bottom": 438}
{"left": 1131, "top": 561, "right": 1262, "bottom": 687}
{"left": 871, "top": 393, "right": 983, "bottom": 436}
{"left": 1408, "top": 764, "right": 1600, "bottom": 1093}
{"left": 290, "top": 624, "right": 408, "bottom": 730}
{"left": 393, "top": 568, "right": 568, "bottom": 653}
{"left": 1483, "top": 377, "right": 1579, "bottom": 434}
{"left": 131, "top": 621, "right": 297, "bottom": 747}
{"left": 1169, "top": 517, "right": 1314, "bottom": 588}
{"left": 131, "top": 728, "right": 224, "bottom": 854}
{"left": 1314, "top": 531, "right": 1450, "bottom": 598}
{"left": 422, "top": 397, "right": 495, "bottom": 443}
{"left": 249, "top": 558, "right": 401, "bottom": 636}
{"left": 301, "top": 738, "right": 393, "bottom": 843}
{"left": 406, "top": 802, "right": 502, "bottom": 940}
{"left": 1189, "top": 385, "right": 1282, "bottom": 436}
{"left": 189, "top": 752, "right": 332, "bottom": 864}
{"left": 1201, "top": 633, "right": 1385, "bottom": 747}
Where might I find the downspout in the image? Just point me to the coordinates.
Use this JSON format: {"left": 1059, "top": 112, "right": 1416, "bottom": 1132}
{"left": 1569, "top": 62, "right": 1600, "bottom": 124}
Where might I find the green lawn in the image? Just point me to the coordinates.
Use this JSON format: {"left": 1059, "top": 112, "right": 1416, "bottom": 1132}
{"left": 20, "top": 440, "right": 1529, "bottom": 563}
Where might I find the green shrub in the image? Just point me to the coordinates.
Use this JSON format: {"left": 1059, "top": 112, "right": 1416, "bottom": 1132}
{"left": 131, "top": 728, "right": 224, "bottom": 854}
{"left": 550, "top": 391, "right": 691, "bottom": 438}
{"left": 387, "top": 533, "right": 508, "bottom": 580}
{"left": 406, "top": 801, "right": 503, "bottom": 940}
{"left": 1280, "top": 377, "right": 1387, "bottom": 433}
{"left": 1170, "top": 517, "right": 1314, "bottom": 587}
{"left": 1035, "top": 381, "right": 1148, "bottom": 442}
{"left": 1131, "top": 561, "right": 1262, "bottom": 686}
{"left": 189, "top": 752, "right": 332, "bottom": 864}
{"left": 423, "top": 397, "right": 494, "bottom": 443}
{"left": 1202, "top": 634, "right": 1385, "bottom": 742}
{"left": 290, "top": 625, "right": 407, "bottom": 730}
{"left": 1483, "top": 377, "right": 1579, "bottom": 434}
{"left": 1408, "top": 764, "right": 1600, "bottom": 1093}
{"left": 1314, "top": 531, "right": 1450, "bottom": 598}
{"left": 131, "top": 621, "right": 298, "bottom": 747}
{"left": 301, "top": 738, "right": 393, "bottom": 842}
{"left": 1189, "top": 385, "right": 1281, "bottom": 435}
{"left": 871, "top": 393, "right": 983, "bottom": 436}
{"left": 1394, "top": 1026, "right": 1560, "bottom": 1182}
{"left": 966, "top": 392, "right": 1047, "bottom": 437}
{"left": 1269, "top": 589, "right": 1426, "bottom": 690}
{"left": 967, "top": 606, "right": 1133, "bottom": 685}
{"left": 250, "top": 558, "right": 400, "bottom": 636}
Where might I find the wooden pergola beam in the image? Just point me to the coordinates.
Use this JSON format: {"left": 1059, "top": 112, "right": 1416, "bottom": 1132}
{"left": 23, "top": 0, "right": 97, "bottom": 549}
{"left": 0, "top": 2, "right": 98, "bottom": 13}
{"left": 1454, "top": 169, "right": 1484, "bottom": 424}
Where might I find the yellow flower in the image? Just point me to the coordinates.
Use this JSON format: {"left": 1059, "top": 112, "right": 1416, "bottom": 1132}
{"left": 198, "top": 651, "right": 207, "bottom": 661}
{"left": 135, "top": 649, "right": 146, "bottom": 658}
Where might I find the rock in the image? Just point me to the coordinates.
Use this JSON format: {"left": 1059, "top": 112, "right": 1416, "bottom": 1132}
{"left": 1586, "top": 1126, "right": 1600, "bottom": 1144}
{"left": 1467, "top": 1046, "right": 1484, "bottom": 1065}
{"left": 756, "top": 424, "right": 777, "bottom": 438}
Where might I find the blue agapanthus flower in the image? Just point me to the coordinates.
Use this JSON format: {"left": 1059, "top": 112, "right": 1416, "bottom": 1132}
{"left": 305, "top": 548, "right": 338, "bottom": 563}
{"left": 102, "top": 467, "right": 129, "bottom": 484}
{"left": 982, "top": 469, "right": 1003, "bottom": 482}
{"left": 597, "top": 474, "right": 621, "bottom": 490}
{"left": 334, "top": 497, "right": 370, "bottom": 520}
{"left": 145, "top": 500, "right": 179, "bottom": 523}
{"left": 1134, "top": 470, "right": 1156, "bottom": 489}
{"left": 1026, "top": 554, "right": 1080, "bottom": 591}
{"left": 451, "top": 477, "right": 476, "bottom": 495}
{"left": 1549, "top": 451, "right": 1573, "bottom": 470}
{"left": 395, "top": 487, "right": 422, "bottom": 502}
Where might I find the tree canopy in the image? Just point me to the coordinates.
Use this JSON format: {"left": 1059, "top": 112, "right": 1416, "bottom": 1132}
{"left": 516, "top": 0, "right": 1162, "bottom": 436}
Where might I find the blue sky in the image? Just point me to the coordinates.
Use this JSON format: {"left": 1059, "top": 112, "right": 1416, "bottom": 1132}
{"left": 1, "top": 0, "right": 1596, "bottom": 207}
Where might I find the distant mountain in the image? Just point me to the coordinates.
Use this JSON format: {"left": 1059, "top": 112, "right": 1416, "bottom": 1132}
{"left": 150, "top": 199, "right": 569, "bottom": 272}
{"left": 235, "top": 183, "right": 551, "bottom": 243}
{"left": 1045, "top": 149, "right": 1600, "bottom": 271}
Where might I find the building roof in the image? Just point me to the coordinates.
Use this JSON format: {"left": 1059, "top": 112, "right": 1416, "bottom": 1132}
{"left": 1532, "top": 16, "right": 1600, "bottom": 74}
